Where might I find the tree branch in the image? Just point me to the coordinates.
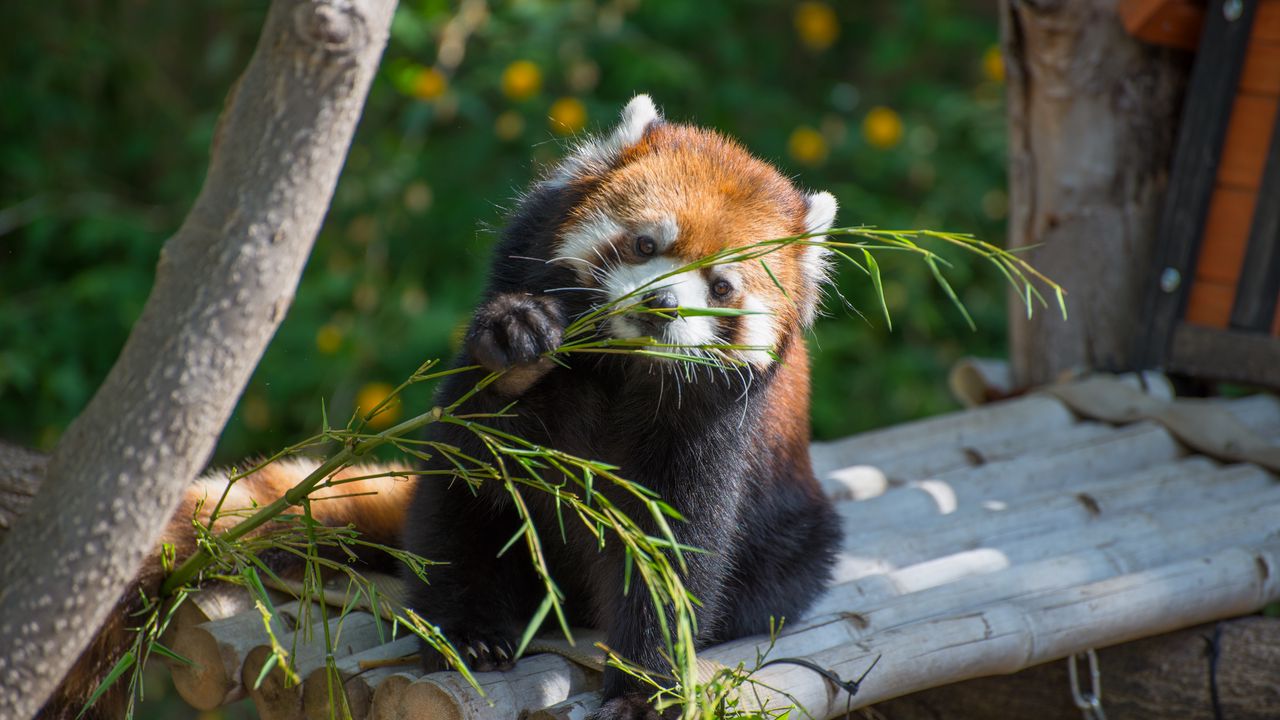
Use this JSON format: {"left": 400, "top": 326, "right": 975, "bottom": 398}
{"left": 0, "top": 1, "right": 398, "bottom": 717}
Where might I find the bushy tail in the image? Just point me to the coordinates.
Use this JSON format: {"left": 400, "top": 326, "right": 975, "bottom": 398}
{"left": 41, "top": 458, "right": 417, "bottom": 719}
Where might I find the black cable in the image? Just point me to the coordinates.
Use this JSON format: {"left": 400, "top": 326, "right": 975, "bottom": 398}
{"left": 757, "top": 654, "right": 881, "bottom": 719}
{"left": 1207, "top": 623, "right": 1224, "bottom": 720}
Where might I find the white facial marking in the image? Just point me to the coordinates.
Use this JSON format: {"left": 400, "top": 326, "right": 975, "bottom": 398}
{"left": 557, "top": 209, "right": 625, "bottom": 275}
{"left": 738, "top": 293, "right": 778, "bottom": 367}
{"left": 604, "top": 257, "right": 717, "bottom": 347}
{"left": 555, "top": 212, "right": 678, "bottom": 282}
{"left": 549, "top": 95, "right": 662, "bottom": 186}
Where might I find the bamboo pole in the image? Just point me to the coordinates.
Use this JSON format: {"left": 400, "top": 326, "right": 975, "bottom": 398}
{"left": 833, "top": 422, "right": 1184, "bottom": 535}
{"left": 442, "top": 487, "right": 1280, "bottom": 719}
{"left": 370, "top": 653, "right": 601, "bottom": 720}
{"left": 837, "top": 462, "right": 1273, "bottom": 569}
{"left": 301, "top": 635, "right": 419, "bottom": 720}
{"left": 366, "top": 671, "right": 420, "bottom": 720}
{"left": 812, "top": 395, "right": 1077, "bottom": 489}
{"left": 528, "top": 692, "right": 602, "bottom": 720}
{"left": 821, "top": 420, "right": 1115, "bottom": 501}
{"left": 723, "top": 491, "right": 1280, "bottom": 666}
{"left": 735, "top": 542, "right": 1280, "bottom": 718}
{"left": 166, "top": 600, "right": 301, "bottom": 709}
{"left": 242, "top": 611, "right": 386, "bottom": 720}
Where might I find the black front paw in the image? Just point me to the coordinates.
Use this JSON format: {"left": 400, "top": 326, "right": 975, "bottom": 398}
{"left": 589, "top": 694, "right": 671, "bottom": 720}
{"left": 467, "top": 293, "right": 565, "bottom": 373}
{"left": 420, "top": 631, "right": 517, "bottom": 674}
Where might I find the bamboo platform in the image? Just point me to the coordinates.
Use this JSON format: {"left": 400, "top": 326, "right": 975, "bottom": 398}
{"left": 161, "top": 372, "right": 1280, "bottom": 719}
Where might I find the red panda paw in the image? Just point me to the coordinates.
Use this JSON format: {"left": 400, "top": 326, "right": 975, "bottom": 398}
{"left": 467, "top": 293, "right": 565, "bottom": 373}
{"left": 588, "top": 694, "right": 669, "bottom": 720}
{"left": 421, "top": 632, "right": 517, "bottom": 674}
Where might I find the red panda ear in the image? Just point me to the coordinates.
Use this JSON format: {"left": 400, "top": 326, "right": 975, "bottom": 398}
{"left": 611, "top": 94, "right": 661, "bottom": 148}
{"left": 549, "top": 95, "right": 662, "bottom": 185}
{"left": 804, "top": 191, "right": 838, "bottom": 236}
{"left": 800, "top": 191, "right": 838, "bottom": 325}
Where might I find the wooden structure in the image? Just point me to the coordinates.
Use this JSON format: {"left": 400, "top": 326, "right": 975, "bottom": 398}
{"left": 159, "top": 372, "right": 1280, "bottom": 719}
{"left": 1125, "top": 0, "right": 1280, "bottom": 386}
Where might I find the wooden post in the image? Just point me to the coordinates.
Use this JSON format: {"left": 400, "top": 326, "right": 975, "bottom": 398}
{"left": 1001, "top": 0, "right": 1190, "bottom": 385}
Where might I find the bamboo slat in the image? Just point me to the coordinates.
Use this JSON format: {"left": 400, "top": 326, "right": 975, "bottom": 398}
{"left": 369, "top": 653, "right": 601, "bottom": 720}
{"left": 242, "top": 611, "right": 387, "bottom": 720}
{"left": 735, "top": 542, "right": 1280, "bottom": 718}
{"left": 832, "top": 422, "right": 1184, "bottom": 535}
{"left": 300, "top": 635, "right": 419, "bottom": 720}
{"left": 166, "top": 599, "right": 300, "bottom": 710}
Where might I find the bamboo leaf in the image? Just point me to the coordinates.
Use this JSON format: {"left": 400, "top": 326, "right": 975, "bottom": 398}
{"left": 78, "top": 650, "right": 136, "bottom": 719}
{"left": 517, "top": 593, "right": 557, "bottom": 658}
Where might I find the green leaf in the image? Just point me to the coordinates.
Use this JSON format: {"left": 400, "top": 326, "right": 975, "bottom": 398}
{"left": 516, "top": 593, "right": 557, "bottom": 657}
{"left": 78, "top": 650, "right": 135, "bottom": 719}
{"left": 860, "top": 248, "right": 891, "bottom": 330}
{"left": 149, "top": 642, "right": 195, "bottom": 667}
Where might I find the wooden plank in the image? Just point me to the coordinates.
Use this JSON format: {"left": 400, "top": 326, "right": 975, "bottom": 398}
{"left": 1170, "top": 324, "right": 1280, "bottom": 387}
{"left": 1137, "top": 0, "right": 1257, "bottom": 369}
{"left": 1194, "top": 186, "right": 1256, "bottom": 283}
{"left": 1185, "top": 278, "right": 1235, "bottom": 327}
{"left": 1218, "top": 94, "right": 1280, "bottom": 189}
{"left": 1231, "top": 97, "right": 1280, "bottom": 331}
{"left": 1240, "top": 40, "right": 1280, "bottom": 94}
{"left": 1118, "top": 0, "right": 1207, "bottom": 49}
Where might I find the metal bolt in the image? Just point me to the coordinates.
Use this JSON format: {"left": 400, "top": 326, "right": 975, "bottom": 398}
{"left": 1224, "top": 0, "right": 1243, "bottom": 21}
{"left": 1160, "top": 267, "right": 1181, "bottom": 293}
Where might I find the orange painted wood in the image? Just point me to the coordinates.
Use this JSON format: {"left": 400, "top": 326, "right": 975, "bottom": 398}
{"left": 1216, "top": 94, "right": 1280, "bottom": 189}
{"left": 1240, "top": 41, "right": 1280, "bottom": 95}
{"left": 1257, "top": 0, "right": 1280, "bottom": 43}
{"left": 1184, "top": 279, "right": 1234, "bottom": 328}
{"left": 1118, "top": 0, "right": 1206, "bottom": 49}
{"left": 1194, "top": 186, "right": 1257, "bottom": 284}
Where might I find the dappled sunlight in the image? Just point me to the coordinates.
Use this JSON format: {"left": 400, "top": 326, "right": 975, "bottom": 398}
{"left": 823, "top": 465, "right": 888, "bottom": 500}
{"left": 911, "top": 479, "right": 958, "bottom": 515}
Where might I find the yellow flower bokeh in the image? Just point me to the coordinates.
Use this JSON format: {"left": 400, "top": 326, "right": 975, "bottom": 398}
{"left": 501, "top": 60, "right": 542, "bottom": 101}
{"left": 549, "top": 97, "right": 587, "bottom": 135}
{"left": 862, "top": 106, "right": 904, "bottom": 150}
{"left": 788, "top": 126, "right": 828, "bottom": 165}
{"left": 411, "top": 67, "right": 447, "bottom": 101}
{"left": 494, "top": 110, "right": 525, "bottom": 140}
{"left": 794, "top": 2, "right": 839, "bottom": 51}
{"left": 315, "top": 323, "right": 343, "bottom": 354}
{"left": 355, "top": 382, "right": 402, "bottom": 429}
{"left": 983, "top": 45, "right": 1005, "bottom": 83}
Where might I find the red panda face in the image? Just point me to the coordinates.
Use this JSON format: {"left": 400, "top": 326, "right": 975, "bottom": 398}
{"left": 549, "top": 96, "right": 838, "bottom": 368}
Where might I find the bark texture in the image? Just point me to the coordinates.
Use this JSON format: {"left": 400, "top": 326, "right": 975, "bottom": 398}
{"left": 1002, "top": 0, "right": 1189, "bottom": 386}
{"left": 869, "top": 616, "right": 1280, "bottom": 719}
{"left": 0, "top": 2, "right": 397, "bottom": 717}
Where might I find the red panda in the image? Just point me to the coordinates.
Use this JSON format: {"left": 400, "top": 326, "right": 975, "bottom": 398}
{"left": 404, "top": 95, "right": 843, "bottom": 720}
{"left": 47, "top": 95, "right": 842, "bottom": 720}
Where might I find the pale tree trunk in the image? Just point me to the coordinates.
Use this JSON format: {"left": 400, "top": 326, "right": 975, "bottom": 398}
{"left": 1002, "top": 0, "right": 1189, "bottom": 386}
{"left": 0, "top": 1, "right": 398, "bottom": 717}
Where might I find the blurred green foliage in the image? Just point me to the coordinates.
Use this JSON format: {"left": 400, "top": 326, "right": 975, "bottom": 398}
{"left": 1, "top": 0, "right": 1008, "bottom": 466}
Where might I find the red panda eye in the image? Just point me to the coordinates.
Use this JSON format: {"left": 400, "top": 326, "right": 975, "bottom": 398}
{"left": 712, "top": 279, "right": 733, "bottom": 298}
{"left": 634, "top": 235, "right": 657, "bottom": 257}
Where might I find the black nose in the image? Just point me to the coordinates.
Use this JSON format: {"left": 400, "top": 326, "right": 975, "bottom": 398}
{"left": 638, "top": 290, "right": 678, "bottom": 326}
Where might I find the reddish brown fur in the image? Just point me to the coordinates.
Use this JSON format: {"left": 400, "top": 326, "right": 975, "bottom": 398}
{"left": 567, "top": 122, "right": 813, "bottom": 337}
{"left": 44, "top": 461, "right": 416, "bottom": 719}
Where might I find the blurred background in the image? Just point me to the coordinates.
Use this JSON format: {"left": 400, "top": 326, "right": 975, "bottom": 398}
{"left": 2, "top": 1, "right": 1006, "bottom": 716}
{"left": 1, "top": 0, "right": 1007, "bottom": 464}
